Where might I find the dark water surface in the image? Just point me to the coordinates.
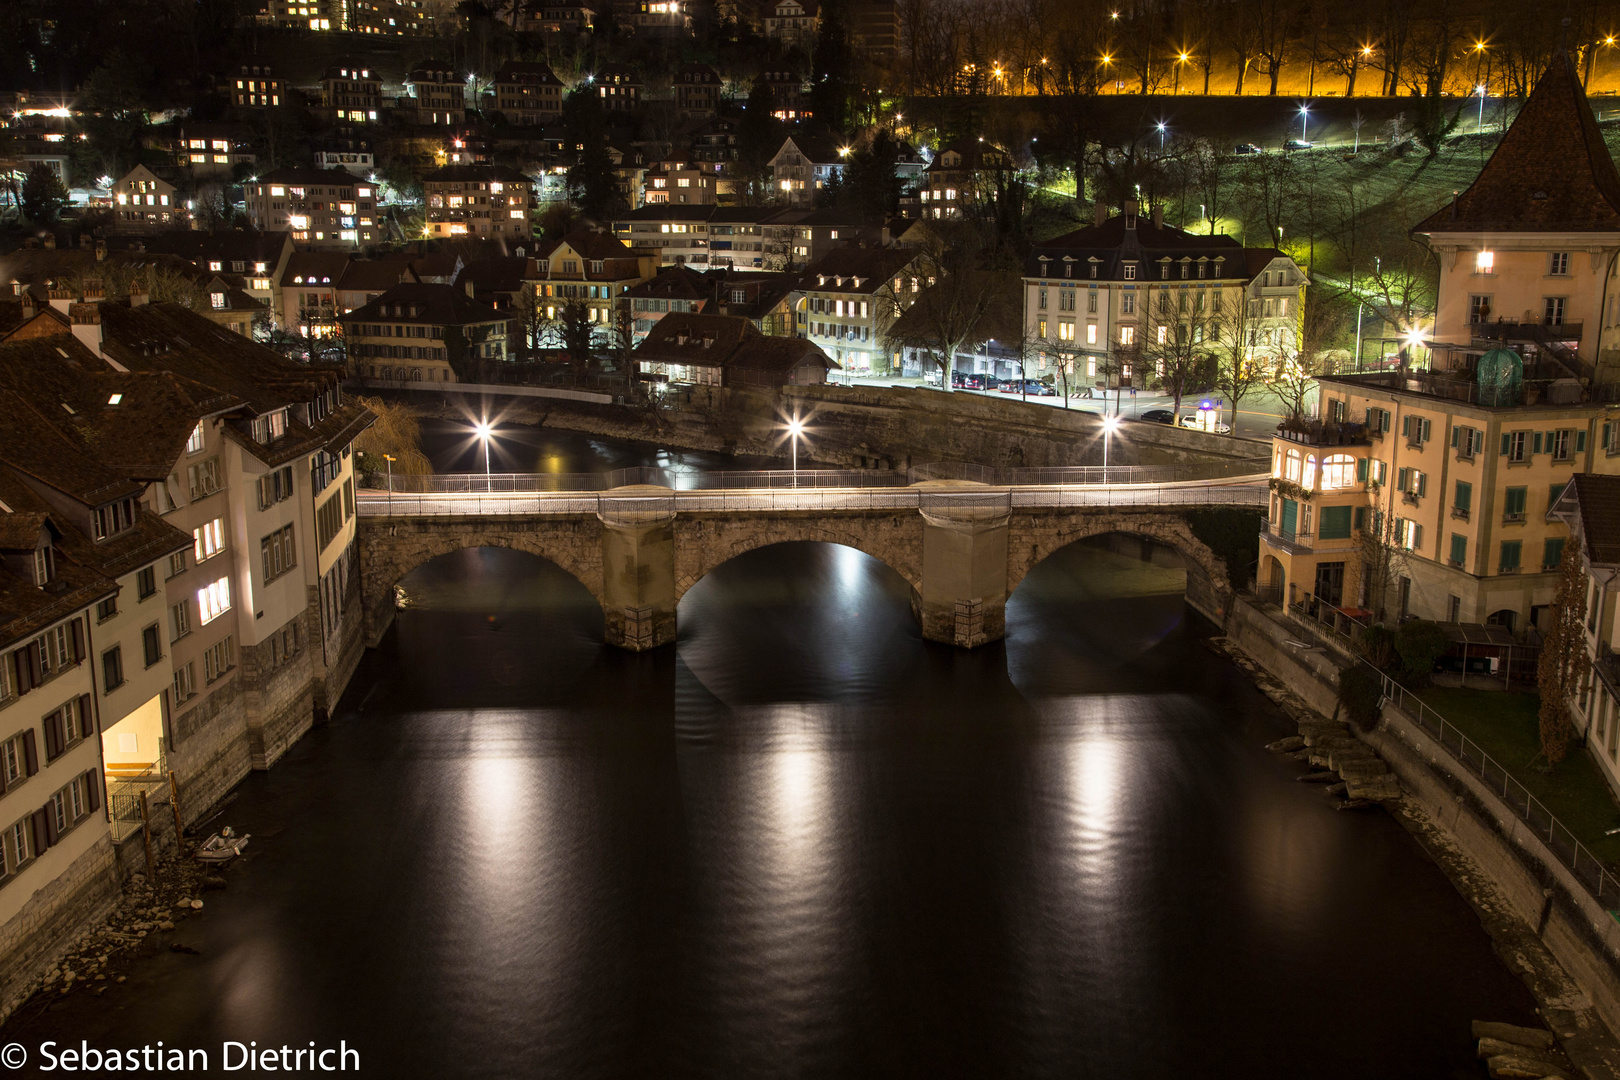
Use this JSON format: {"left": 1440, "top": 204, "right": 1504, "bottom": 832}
{"left": 2, "top": 539, "right": 1538, "bottom": 1078}
{"left": 415, "top": 416, "right": 785, "bottom": 476}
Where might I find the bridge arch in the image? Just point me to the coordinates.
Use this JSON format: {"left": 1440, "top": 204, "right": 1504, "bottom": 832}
{"left": 672, "top": 513, "right": 924, "bottom": 601}
{"left": 357, "top": 518, "right": 606, "bottom": 645}
{"left": 1007, "top": 512, "right": 1232, "bottom": 621}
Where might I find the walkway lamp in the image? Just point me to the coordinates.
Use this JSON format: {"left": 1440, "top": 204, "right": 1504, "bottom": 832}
{"left": 786, "top": 416, "right": 805, "bottom": 475}
{"left": 1102, "top": 414, "right": 1120, "bottom": 473}
{"left": 1297, "top": 103, "right": 1310, "bottom": 142}
{"left": 384, "top": 453, "right": 396, "bottom": 512}
{"left": 473, "top": 418, "right": 493, "bottom": 485}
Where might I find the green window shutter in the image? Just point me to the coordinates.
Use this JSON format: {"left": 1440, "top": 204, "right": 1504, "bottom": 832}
{"left": 1605, "top": 422, "right": 1612, "bottom": 449}
{"left": 1356, "top": 457, "right": 1369, "bottom": 482}
{"left": 1451, "top": 426, "right": 1459, "bottom": 447}
{"left": 1502, "top": 432, "right": 1511, "bottom": 455}
{"left": 1422, "top": 418, "right": 1431, "bottom": 441}
{"left": 1550, "top": 482, "right": 1566, "bottom": 508}
{"left": 1354, "top": 506, "right": 1367, "bottom": 530}
{"left": 1417, "top": 472, "right": 1427, "bottom": 497}
{"left": 1455, "top": 480, "right": 1471, "bottom": 511}
{"left": 1319, "top": 506, "right": 1353, "bottom": 539}
{"left": 1577, "top": 430, "right": 1587, "bottom": 452}
{"left": 1413, "top": 523, "right": 1423, "bottom": 549}
{"left": 1533, "top": 432, "right": 1543, "bottom": 454}
{"left": 1450, "top": 534, "right": 1467, "bottom": 565}
{"left": 1403, "top": 415, "right": 1412, "bottom": 437}
{"left": 1501, "top": 540, "right": 1521, "bottom": 571}
{"left": 1506, "top": 486, "right": 1526, "bottom": 515}
{"left": 1544, "top": 538, "right": 1565, "bottom": 569}
{"left": 1398, "top": 467, "right": 1410, "bottom": 490}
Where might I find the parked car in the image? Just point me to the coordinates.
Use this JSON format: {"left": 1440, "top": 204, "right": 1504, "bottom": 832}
{"left": 999, "top": 379, "right": 1056, "bottom": 396}
{"left": 1136, "top": 408, "right": 1177, "bottom": 424}
{"left": 1180, "top": 413, "right": 1232, "bottom": 434}
{"left": 951, "top": 370, "right": 997, "bottom": 390}
{"left": 1283, "top": 138, "right": 1314, "bottom": 151}
{"left": 1233, "top": 143, "right": 1263, "bottom": 155}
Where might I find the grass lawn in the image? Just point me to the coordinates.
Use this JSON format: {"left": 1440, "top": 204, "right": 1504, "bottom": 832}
{"left": 1418, "top": 688, "right": 1620, "bottom": 867}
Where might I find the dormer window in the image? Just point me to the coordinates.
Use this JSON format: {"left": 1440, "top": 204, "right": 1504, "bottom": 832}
{"left": 1123, "top": 264, "right": 1137, "bottom": 280}
{"left": 33, "top": 544, "right": 54, "bottom": 586}
{"left": 93, "top": 498, "right": 136, "bottom": 541}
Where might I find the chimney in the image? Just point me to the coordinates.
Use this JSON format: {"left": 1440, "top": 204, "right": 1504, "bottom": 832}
{"left": 129, "top": 280, "right": 149, "bottom": 307}
{"left": 463, "top": 279, "right": 475, "bottom": 298}
{"left": 69, "top": 302, "right": 104, "bottom": 357}
{"left": 43, "top": 234, "right": 57, "bottom": 250}
{"left": 95, "top": 240, "right": 107, "bottom": 262}
{"left": 20, "top": 292, "right": 36, "bottom": 321}
{"left": 1093, "top": 201, "right": 1107, "bottom": 227}
{"left": 47, "top": 288, "right": 75, "bottom": 315}
{"left": 1151, "top": 204, "right": 1163, "bottom": 229}
{"left": 1124, "top": 199, "right": 1139, "bottom": 229}
{"left": 78, "top": 234, "right": 91, "bottom": 250}
{"left": 82, "top": 278, "right": 106, "bottom": 302}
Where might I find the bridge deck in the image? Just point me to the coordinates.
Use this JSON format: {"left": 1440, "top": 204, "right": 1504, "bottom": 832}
{"left": 356, "top": 477, "right": 1269, "bottom": 517}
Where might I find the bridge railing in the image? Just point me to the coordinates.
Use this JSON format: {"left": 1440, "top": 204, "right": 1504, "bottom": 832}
{"left": 356, "top": 479, "right": 1267, "bottom": 518}
{"left": 367, "top": 459, "right": 1271, "bottom": 496}
{"left": 909, "top": 458, "right": 1269, "bottom": 486}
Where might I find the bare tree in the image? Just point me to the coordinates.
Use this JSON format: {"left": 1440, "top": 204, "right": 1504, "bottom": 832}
{"left": 1538, "top": 535, "right": 1590, "bottom": 764}
{"left": 878, "top": 220, "right": 1021, "bottom": 389}
{"left": 1140, "top": 306, "right": 1217, "bottom": 418}
{"left": 1210, "top": 285, "right": 1264, "bottom": 430}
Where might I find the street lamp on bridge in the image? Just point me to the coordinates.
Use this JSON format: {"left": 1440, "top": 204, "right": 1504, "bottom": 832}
{"left": 1102, "top": 414, "right": 1120, "bottom": 472}
{"left": 472, "top": 418, "right": 494, "bottom": 483}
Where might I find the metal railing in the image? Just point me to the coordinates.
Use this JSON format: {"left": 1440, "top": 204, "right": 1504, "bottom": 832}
{"left": 107, "top": 770, "right": 171, "bottom": 844}
{"left": 1377, "top": 670, "right": 1620, "bottom": 908}
{"left": 910, "top": 458, "right": 1269, "bottom": 486}
{"left": 358, "top": 476, "right": 1267, "bottom": 518}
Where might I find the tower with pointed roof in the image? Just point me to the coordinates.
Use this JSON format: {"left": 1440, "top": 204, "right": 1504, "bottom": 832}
{"left": 1412, "top": 53, "right": 1620, "bottom": 386}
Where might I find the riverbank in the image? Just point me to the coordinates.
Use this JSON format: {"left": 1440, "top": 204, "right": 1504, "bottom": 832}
{"left": 1222, "top": 596, "right": 1620, "bottom": 1077}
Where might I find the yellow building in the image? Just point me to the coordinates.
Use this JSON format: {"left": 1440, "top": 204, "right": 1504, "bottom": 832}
{"left": 1260, "top": 55, "right": 1620, "bottom": 632}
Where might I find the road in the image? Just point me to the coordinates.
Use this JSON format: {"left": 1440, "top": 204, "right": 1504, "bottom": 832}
{"left": 839, "top": 375, "right": 1309, "bottom": 441}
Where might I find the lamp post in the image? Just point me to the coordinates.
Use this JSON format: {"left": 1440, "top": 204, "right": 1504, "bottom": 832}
{"left": 786, "top": 416, "right": 804, "bottom": 477}
{"left": 1156, "top": 121, "right": 1167, "bottom": 150}
{"left": 384, "top": 453, "right": 396, "bottom": 512}
{"left": 1102, "top": 414, "right": 1120, "bottom": 475}
{"left": 473, "top": 418, "right": 493, "bottom": 488}
{"left": 1297, "top": 103, "right": 1310, "bottom": 142}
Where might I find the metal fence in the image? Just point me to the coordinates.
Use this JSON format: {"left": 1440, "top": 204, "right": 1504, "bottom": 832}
{"left": 1377, "top": 670, "right": 1620, "bottom": 908}
{"left": 910, "top": 458, "right": 1269, "bottom": 486}
{"left": 107, "top": 772, "right": 171, "bottom": 844}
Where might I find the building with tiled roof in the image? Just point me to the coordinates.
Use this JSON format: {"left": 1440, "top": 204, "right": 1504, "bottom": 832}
{"left": 522, "top": 0, "right": 597, "bottom": 33}
{"left": 799, "top": 245, "right": 920, "bottom": 376}
{"left": 762, "top": 0, "right": 818, "bottom": 43}
{"left": 1548, "top": 473, "right": 1620, "bottom": 797}
{"left": 533, "top": 231, "right": 657, "bottom": 336}
{"left": 921, "top": 139, "right": 1013, "bottom": 220}
{"left": 491, "top": 61, "right": 565, "bottom": 126}
{"left": 1413, "top": 54, "right": 1620, "bottom": 387}
{"left": 594, "top": 63, "right": 642, "bottom": 112}
{"left": 422, "top": 165, "right": 535, "bottom": 241}
{"left": 1021, "top": 201, "right": 1305, "bottom": 387}
{"left": 342, "top": 281, "right": 511, "bottom": 383}
{"left": 320, "top": 60, "right": 383, "bottom": 123}
{"left": 633, "top": 311, "right": 836, "bottom": 387}
{"left": 406, "top": 59, "right": 465, "bottom": 125}
{"left": 243, "top": 170, "right": 380, "bottom": 251}
{"left": 675, "top": 63, "right": 721, "bottom": 120}
{"left": 140, "top": 230, "right": 293, "bottom": 307}
{"left": 768, "top": 132, "right": 848, "bottom": 207}
{"left": 0, "top": 294, "right": 372, "bottom": 1017}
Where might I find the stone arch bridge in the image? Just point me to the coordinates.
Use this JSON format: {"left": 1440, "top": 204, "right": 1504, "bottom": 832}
{"left": 355, "top": 476, "right": 1264, "bottom": 650}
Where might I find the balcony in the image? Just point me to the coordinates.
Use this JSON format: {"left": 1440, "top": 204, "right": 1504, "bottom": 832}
{"left": 1476, "top": 319, "right": 1583, "bottom": 345}
{"left": 1275, "top": 416, "right": 1370, "bottom": 447}
{"left": 1451, "top": 505, "right": 1470, "bottom": 521}
{"left": 1260, "top": 517, "right": 1311, "bottom": 555}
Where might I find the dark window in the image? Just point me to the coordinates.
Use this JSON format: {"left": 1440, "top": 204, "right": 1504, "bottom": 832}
{"left": 101, "top": 646, "right": 123, "bottom": 693}
{"left": 136, "top": 566, "right": 157, "bottom": 599}
{"left": 142, "top": 625, "right": 162, "bottom": 668}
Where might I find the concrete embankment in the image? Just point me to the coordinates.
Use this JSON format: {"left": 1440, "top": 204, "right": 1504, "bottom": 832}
{"left": 1223, "top": 598, "right": 1620, "bottom": 1077}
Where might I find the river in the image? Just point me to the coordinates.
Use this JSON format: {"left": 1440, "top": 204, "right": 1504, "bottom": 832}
{"left": 0, "top": 429, "right": 1540, "bottom": 1077}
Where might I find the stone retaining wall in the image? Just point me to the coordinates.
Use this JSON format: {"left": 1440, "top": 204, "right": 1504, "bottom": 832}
{"left": 0, "top": 836, "right": 120, "bottom": 1023}
{"left": 1224, "top": 596, "right": 1620, "bottom": 1040}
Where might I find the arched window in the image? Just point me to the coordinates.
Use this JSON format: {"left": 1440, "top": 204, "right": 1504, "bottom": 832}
{"left": 1319, "top": 454, "right": 1356, "bottom": 490}
{"left": 1284, "top": 448, "right": 1302, "bottom": 483}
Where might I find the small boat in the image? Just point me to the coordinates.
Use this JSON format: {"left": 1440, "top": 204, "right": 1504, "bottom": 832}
{"left": 195, "top": 828, "right": 250, "bottom": 863}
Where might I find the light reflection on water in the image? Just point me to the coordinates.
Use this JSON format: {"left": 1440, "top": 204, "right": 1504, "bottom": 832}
{"left": 0, "top": 538, "right": 1542, "bottom": 1079}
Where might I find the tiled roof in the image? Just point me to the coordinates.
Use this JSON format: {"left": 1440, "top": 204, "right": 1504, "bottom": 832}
{"left": 422, "top": 164, "right": 533, "bottom": 184}
{"left": 548, "top": 229, "right": 637, "bottom": 262}
{"left": 1026, "top": 214, "right": 1252, "bottom": 280}
{"left": 0, "top": 471, "right": 116, "bottom": 650}
{"left": 624, "top": 266, "right": 708, "bottom": 301}
{"left": 634, "top": 312, "right": 752, "bottom": 365}
{"left": 336, "top": 257, "right": 412, "bottom": 293}
{"left": 1414, "top": 54, "right": 1620, "bottom": 233}
{"left": 342, "top": 282, "right": 506, "bottom": 326}
{"left": 802, "top": 246, "right": 917, "bottom": 293}
{"left": 728, "top": 334, "right": 833, "bottom": 374}
{"left": 494, "top": 61, "right": 563, "bottom": 85}
{"left": 456, "top": 256, "right": 535, "bottom": 294}
{"left": 254, "top": 167, "right": 368, "bottom": 187}
{"left": 142, "top": 230, "right": 291, "bottom": 265}
{"left": 281, "top": 252, "right": 353, "bottom": 287}
{"left": 1564, "top": 473, "right": 1620, "bottom": 565}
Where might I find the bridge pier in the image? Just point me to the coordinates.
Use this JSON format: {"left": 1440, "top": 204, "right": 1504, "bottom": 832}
{"left": 917, "top": 491, "right": 1012, "bottom": 648}
{"left": 599, "top": 487, "right": 678, "bottom": 651}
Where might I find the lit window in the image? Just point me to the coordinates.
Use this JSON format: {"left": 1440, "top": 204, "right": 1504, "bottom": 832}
{"left": 197, "top": 577, "right": 231, "bottom": 625}
{"left": 194, "top": 519, "right": 225, "bottom": 563}
{"left": 1475, "top": 250, "right": 1494, "bottom": 273}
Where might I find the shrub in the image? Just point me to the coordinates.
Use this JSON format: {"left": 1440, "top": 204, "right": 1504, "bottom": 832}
{"left": 1338, "top": 664, "right": 1384, "bottom": 731}
{"left": 1358, "top": 623, "right": 1397, "bottom": 670}
{"left": 1394, "top": 620, "right": 1449, "bottom": 686}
